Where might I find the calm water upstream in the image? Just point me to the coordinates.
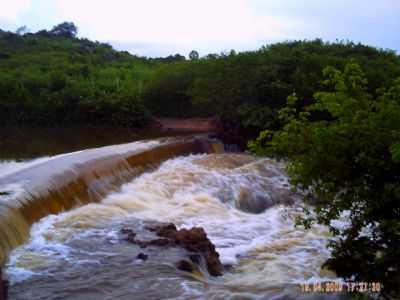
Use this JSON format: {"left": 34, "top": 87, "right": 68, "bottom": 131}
{"left": 0, "top": 128, "right": 345, "bottom": 300}
{"left": 0, "top": 126, "right": 190, "bottom": 180}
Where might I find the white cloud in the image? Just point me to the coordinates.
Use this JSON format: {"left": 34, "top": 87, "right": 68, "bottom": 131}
{"left": 0, "top": 0, "right": 31, "bottom": 21}
{"left": 3, "top": 0, "right": 397, "bottom": 56}
{"left": 53, "top": 0, "right": 299, "bottom": 46}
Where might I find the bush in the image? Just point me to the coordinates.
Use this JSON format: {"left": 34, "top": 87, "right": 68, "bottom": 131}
{"left": 250, "top": 63, "right": 400, "bottom": 298}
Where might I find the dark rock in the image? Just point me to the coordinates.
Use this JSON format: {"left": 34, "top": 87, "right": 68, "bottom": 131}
{"left": 145, "top": 226, "right": 157, "bottom": 232}
{"left": 204, "top": 254, "right": 223, "bottom": 276}
{"left": 152, "top": 224, "right": 223, "bottom": 276}
{"left": 147, "top": 238, "right": 173, "bottom": 247}
{"left": 189, "top": 254, "right": 201, "bottom": 265}
{"left": 120, "top": 229, "right": 145, "bottom": 248}
{"left": 176, "top": 260, "right": 194, "bottom": 273}
{"left": 121, "top": 223, "right": 223, "bottom": 276}
{"left": 136, "top": 253, "right": 148, "bottom": 261}
{"left": 133, "top": 240, "right": 148, "bottom": 249}
{"left": 235, "top": 188, "right": 274, "bottom": 214}
{"left": 120, "top": 228, "right": 135, "bottom": 235}
{"left": 153, "top": 223, "right": 177, "bottom": 239}
{"left": 120, "top": 228, "right": 138, "bottom": 243}
{"left": 124, "top": 232, "right": 137, "bottom": 243}
{"left": 121, "top": 230, "right": 171, "bottom": 248}
{"left": 223, "top": 264, "right": 234, "bottom": 271}
{"left": 0, "top": 268, "right": 8, "bottom": 300}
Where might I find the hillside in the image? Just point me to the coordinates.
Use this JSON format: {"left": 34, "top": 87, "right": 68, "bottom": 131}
{"left": 0, "top": 25, "right": 156, "bottom": 126}
{"left": 1, "top": 23, "right": 400, "bottom": 143}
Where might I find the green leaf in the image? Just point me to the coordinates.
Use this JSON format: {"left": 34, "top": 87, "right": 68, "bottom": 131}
{"left": 390, "top": 143, "right": 400, "bottom": 162}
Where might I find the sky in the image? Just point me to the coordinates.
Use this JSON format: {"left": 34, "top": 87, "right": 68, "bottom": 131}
{"left": 0, "top": 0, "right": 399, "bottom": 57}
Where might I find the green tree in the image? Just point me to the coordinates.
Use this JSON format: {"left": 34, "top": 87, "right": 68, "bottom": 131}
{"left": 250, "top": 63, "right": 400, "bottom": 297}
{"left": 50, "top": 22, "right": 78, "bottom": 38}
{"left": 16, "top": 25, "right": 28, "bottom": 35}
{"left": 189, "top": 50, "right": 199, "bottom": 60}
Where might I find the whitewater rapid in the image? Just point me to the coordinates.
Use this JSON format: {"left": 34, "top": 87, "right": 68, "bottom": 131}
{"left": 5, "top": 153, "right": 339, "bottom": 300}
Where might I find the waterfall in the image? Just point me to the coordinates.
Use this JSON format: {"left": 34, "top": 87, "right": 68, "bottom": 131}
{"left": 0, "top": 135, "right": 222, "bottom": 265}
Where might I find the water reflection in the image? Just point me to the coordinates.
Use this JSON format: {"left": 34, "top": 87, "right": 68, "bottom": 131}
{"left": 0, "top": 126, "right": 189, "bottom": 160}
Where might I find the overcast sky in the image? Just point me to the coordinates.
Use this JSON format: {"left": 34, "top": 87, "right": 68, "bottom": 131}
{"left": 0, "top": 0, "right": 399, "bottom": 57}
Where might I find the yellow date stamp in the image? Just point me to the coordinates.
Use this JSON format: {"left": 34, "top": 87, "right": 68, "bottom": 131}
{"left": 299, "top": 281, "right": 382, "bottom": 293}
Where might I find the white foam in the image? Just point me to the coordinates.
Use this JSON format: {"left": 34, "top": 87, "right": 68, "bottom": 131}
{"left": 6, "top": 153, "right": 338, "bottom": 290}
{"left": 100, "top": 154, "right": 336, "bottom": 286}
{"left": 4, "top": 266, "right": 38, "bottom": 284}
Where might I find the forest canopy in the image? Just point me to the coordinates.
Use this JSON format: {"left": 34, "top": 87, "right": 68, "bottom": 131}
{"left": 1, "top": 22, "right": 399, "bottom": 139}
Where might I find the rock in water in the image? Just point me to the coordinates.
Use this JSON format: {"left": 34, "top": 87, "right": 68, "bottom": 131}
{"left": 122, "top": 223, "right": 223, "bottom": 276}
{"left": 235, "top": 187, "right": 274, "bottom": 213}
{"left": 155, "top": 224, "right": 223, "bottom": 276}
{"left": 0, "top": 268, "right": 8, "bottom": 300}
{"left": 136, "top": 253, "right": 148, "bottom": 261}
{"left": 176, "top": 260, "right": 194, "bottom": 273}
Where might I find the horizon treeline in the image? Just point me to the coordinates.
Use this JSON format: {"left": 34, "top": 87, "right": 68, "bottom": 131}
{"left": 0, "top": 22, "right": 399, "bottom": 142}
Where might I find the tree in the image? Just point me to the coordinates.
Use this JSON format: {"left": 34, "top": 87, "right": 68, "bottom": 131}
{"left": 249, "top": 63, "right": 400, "bottom": 297}
{"left": 189, "top": 50, "right": 199, "bottom": 60}
{"left": 172, "top": 53, "right": 186, "bottom": 61}
{"left": 50, "top": 22, "right": 78, "bottom": 38}
{"left": 16, "top": 26, "right": 28, "bottom": 35}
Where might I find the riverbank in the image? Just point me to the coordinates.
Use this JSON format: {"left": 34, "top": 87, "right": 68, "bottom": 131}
{"left": 152, "top": 117, "right": 221, "bottom": 133}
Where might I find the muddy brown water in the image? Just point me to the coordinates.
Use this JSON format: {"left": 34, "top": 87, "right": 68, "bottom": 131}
{"left": 0, "top": 128, "right": 347, "bottom": 300}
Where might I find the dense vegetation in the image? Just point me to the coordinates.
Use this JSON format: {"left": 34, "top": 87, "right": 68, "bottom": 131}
{"left": 250, "top": 63, "right": 400, "bottom": 298}
{"left": 1, "top": 23, "right": 399, "bottom": 140}
{"left": 0, "top": 23, "right": 154, "bottom": 126}
{"left": 144, "top": 40, "right": 400, "bottom": 146}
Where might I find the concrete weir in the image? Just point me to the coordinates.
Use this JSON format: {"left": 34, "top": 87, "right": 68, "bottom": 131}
{"left": 0, "top": 135, "right": 223, "bottom": 266}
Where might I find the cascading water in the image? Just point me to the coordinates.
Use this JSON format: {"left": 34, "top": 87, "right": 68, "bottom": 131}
{"left": 0, "top": 136, "right": 216, "bottom": 265}
{"left": 4, "top": 152, "right": 342, "bottom": 300}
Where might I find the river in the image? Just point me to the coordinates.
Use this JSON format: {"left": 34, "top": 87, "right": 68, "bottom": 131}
{"left": 0, "top": 128, "right": 344, "bottom": 300}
